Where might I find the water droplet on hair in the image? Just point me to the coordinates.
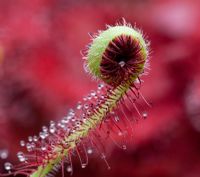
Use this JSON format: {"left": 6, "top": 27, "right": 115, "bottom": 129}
{"left": 49, "top": 125, "right": 56, "bottom": 134}
{"left": 31, "top": 142, "right": 36, "bottom": 149}
{"left": 61, "top": 118, "right": 68, "bottom": 124}
{"left": 39, "top": 132, "right": 45, "bottom": 139}
{"left": 87, "top": 148, "right": 93, "bottom": 155}
{"left": 81, "top": 163, "right": 87, "bottom": 168}
{"left": 42, "top": 126, "right": 48, "bottom": 132}
{"left": 20, "top": 140, "right": 25, "bottom": 147}
{"left": 4, "top": 162, "right": 12, "bottom": 171}
{"left": 33, "top": 135, "right": 38, "bottom": 142}
{"left": 118, "top": 131, "right": 123, "bottom": 136}
{"left": 88, "top": 94, "right": 92, "bottom": 100}
{"left": 142, "top": 112, "right": 148, "bottom": 119}
{"left": 28, "top": 136, "right": 33, "bottom": 142}
{"left": 84, "top": 104, "right": 89, "bottom": 109}
{"left": 26, "top": 143, "right": 32, "bottom": 152}
{"left": 90, "top": 90, "right": 96, "bottom": 97}
{"left": 119, "top": 61, "right": 125, "bottom": 67}
{"left": 66, "top": 166, "right": 72, "bottom": 172}
{"left": 98, "top": 83, "right": 104, "bottom": 90}
{"left": 17, "top": 152, "right": 26, "bottom": 162}
{"left": 83, "top": 96, "right": 87, "bottom": 101}
{"left": 76, "top": 102, "right": 82, "bottom": 110}
{"left": 50, "top": 120, "right": 55, "bottom": 126}
{"left": 114, "top": 115, "right": 120, "bottom": 122}
{"left": 68, "top": 109, "right": 75, "bottom": 116}
{"left": 0, "top": 149, "right": 8, "bottom": 159}
{"left": 41, "top": 145, "right": 47, "bottom": 151}
{"left": 83, "top": 62, "right": 89, "bottom": 73}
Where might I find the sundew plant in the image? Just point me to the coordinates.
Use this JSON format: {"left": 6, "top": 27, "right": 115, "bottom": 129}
{"left": 0, "top": 20, "right": 150, "bottom": 177}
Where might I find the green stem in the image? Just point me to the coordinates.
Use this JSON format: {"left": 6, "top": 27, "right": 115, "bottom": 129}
{"left": 30, "top": 79, "right": 133, "bottom": 177}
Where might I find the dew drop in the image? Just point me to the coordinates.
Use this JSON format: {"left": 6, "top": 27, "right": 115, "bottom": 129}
{"left": 50, "top": 120, "right": 55, "bottom": 126}
{"left": 76, "top": 102, "right": 82, "bottom": 110}
{"left": 61, "top": 118, "right": 68, "bottom": 124}
{"left": 68, "top": 109, "right": 75, "bottom": 116}
{"left": 81, "top": 163, "right": 87, "bottom": 168}
{"left": 87, "top": 95, "right": 92, "bottom": 100}
{"left": 20, "top": 140, "right": 25, "bottom": 147}
{"left": 17, "top": 152, "right": 26, "bottom": 162}
{"left": 41, "top": 145, "right": 47, "bottom": 151}
{"left": 118, "top": 131, "right": 123, "bottom": 136}
{"left": 98, "top": 83, "right": 104, "bottom": 90}
{"left": 4, "top": 162, "right": 12, "bottom": 171}
{"left": 33, "top": 135, "right": 38, "bottom": 142}
{"left": 83, "top": 96, "right": 87, "bottom": 101}
{"left": 39, "top": 132, "right": 46, "bottom": 139}
{"left": 17, "top": 151, "right": 24, "bottom": 158}
{"left": 114, "top": 115, "right": 120, "bottom": 122}
{"left": 49, "top": 126, "right": 56, "bottom": 134}
{"left": 59, "top": 122, "right": 65, "bottom": 128}
{"left": 84, "top": 104, "right": 89, "bottom": 109}
{"left": 87, "top": 148, "right": 93, "bottom": 154}
{"left": 42, "top": 126, "right": 48, "bottom": 132}
{"left": 90, "top": 90, "right": 96, "bottom": 97}
{"left": 28, "top": 136, "right": 33, "bottom": 142}
{"left": 26, "top": 143, "right": 32, "bottom": 152}
{"left": 0, "top": 149, "right": 8, "bottom": 159}
{"left": 119, "top": 61, "right": 125, "bottom": 67}
{"left": 66, "top": 166, "right": 72, "bottom": 172}
{"left": 31, "top": 142, "right": 36, "bottom": 149}
{"left": 142, "top": 112, "right": 148, "bottom": 119}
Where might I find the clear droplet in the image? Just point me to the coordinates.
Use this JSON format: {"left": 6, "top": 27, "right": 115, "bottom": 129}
{"left": 114, "top": 116, "right": 120, "bottom": 122}
{"left": 4, "top": 162, "right": 12, "bottom": 171}
{"left": 26, "top": 143, "right": 32, "bottom": 152}
{"left": 87, "top": 148, "right": 93, "bottom": 154}
{"left": 20, "top": 140, "right": 25, "bottom": 147}
{"left": 68, "top": 109, "right": 75, "bottom": 116}
{"left": 76, "top": 102, "right": 82, "bottom": 110}
{"left": 81, "top": 163, "right": 87, "bottom": 168}
{"left": 119, "top": 61, "right": 125, "bottom": 67}
{"left": 33, "top": 136, "right": 38, "bottom": 142}
{"left": 17, "top": 152, "right": 26, "bottom": 162}
{"left": 0, "top": 149, "right": 8, "bottom": 159}
{"left": 87, "top": 95, "right": 92, "bottom": 100}
{"left": 49, "top": 126, "right": 56, "bottom": 134}
{"left": 90, "top": 90, "right": 96, "bottom": 97}
{"left": 66, "top": 166, "right": 72, "bottom": 172}
{"left": 60, "top": 123, "right": 65, "bottom": 128}
{"left": 39, "top": 132, "right": 46, "bottom": 139}
{"left": 50, "top": 120, "right": 55, "bottom": 126}
{"left": 83, "top": 96, "right": 87, "bottom": 101}
{"left": 31, "top": 142, "right": 36, "bottom": 149}
{"left": 28, "top": 136, "right": 33, "bottom": 142}
{"left": 17, "top": 151, "right": 24, "bottom": 158}
{"left": 98, "top": 83, "right": 104, "bottom": 90}
{"left": 84, "top": 104, "right": 89, "bottom": 109}
{"left": 41, "top": 145, "right": 46, "bottom": 151}
{"left": 42, "top": 126, "right": 48, "bottom": 132}
{"left": 142, "top": 112, "right": 148, "bottom": 119}
{"left": 118, "top": 131, "right": 123, "bottom": 136}
{"left": 62, "top": 117, "right": 69, "bottom": 124}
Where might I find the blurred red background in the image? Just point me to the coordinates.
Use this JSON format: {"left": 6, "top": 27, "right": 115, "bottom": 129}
{"left": 0, "top": 0, "right": 200, "bottom": 176}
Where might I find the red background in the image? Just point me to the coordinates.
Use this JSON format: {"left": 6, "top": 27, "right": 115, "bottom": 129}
{"left": 0, "top": 0, "right": 200, "bottom": 176}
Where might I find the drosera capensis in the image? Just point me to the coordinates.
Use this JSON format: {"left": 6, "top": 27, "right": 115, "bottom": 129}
{"left": 0, "top": 20, "right": 151, "bottom": 177}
